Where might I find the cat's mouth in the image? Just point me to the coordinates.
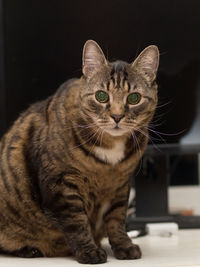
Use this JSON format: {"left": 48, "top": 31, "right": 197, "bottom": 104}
{"left": 101, "top": 123, "right": 129, "bottom": 136}
{"left": 97, "top": 120, "right": 132, "bottom": 136}
{"left": 114, "top": 125, "right": 120, "bottom": 129}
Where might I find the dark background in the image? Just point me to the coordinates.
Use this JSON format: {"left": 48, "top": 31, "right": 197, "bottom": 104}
{"left": 1, "top": 0, "right": 200, "bottom": 143}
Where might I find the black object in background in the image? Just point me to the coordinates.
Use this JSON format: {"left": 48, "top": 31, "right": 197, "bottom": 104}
{"left": 170, "top": 155, "right": 199, "bottom": 186}
{"left": 126, "top": 144, "right": 200, "bottom": 231}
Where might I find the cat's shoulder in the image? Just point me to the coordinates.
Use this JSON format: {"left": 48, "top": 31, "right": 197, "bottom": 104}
{"left": 55, "top": 78, "right": 81, "bottom": 98}
{"left": 24, "top": 78, "right": 80, "bottom": 114}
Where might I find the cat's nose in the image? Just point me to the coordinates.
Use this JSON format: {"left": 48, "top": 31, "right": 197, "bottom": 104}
{"left": 111, "top": 114, "right": 124, "bottom": 123}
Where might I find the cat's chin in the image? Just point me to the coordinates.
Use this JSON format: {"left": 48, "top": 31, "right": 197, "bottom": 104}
{"left": 105, "top": 128, "right": 128, "bottom": 137}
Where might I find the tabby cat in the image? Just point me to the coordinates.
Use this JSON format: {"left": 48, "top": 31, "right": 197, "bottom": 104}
{"left": 0, "top": 40, "right": 159, "bottom": 264}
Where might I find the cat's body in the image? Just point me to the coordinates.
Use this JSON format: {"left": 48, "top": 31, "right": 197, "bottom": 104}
{"left": 0, "top": 41, "right": 159, "bottom": 263}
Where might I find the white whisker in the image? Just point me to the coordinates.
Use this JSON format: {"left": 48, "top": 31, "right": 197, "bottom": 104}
{"left": 100, "top": 129, "right": 105, "bottom": 147}
{"left": 70, "top": 128, "right": 100, "bottom": 151}
{"left": 130, "top": 130, "right": 142, "bottom": 176}
{"left": 87, "top": 128, "right": 102, "bottom": 160}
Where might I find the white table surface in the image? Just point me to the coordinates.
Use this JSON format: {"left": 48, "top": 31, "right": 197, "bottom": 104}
{"left": 0, "top": 229, "right": 200, "bottom": 267}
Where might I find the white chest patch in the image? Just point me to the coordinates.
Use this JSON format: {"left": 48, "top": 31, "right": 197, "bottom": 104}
{"left": 96, "top": 202, "right": 110, "bottom": 231}
{"left": 94, "top": 141, "right": 125, "bottom": 165}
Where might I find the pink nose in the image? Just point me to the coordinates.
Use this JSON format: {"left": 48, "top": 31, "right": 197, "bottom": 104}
{"left": 111, "top": 114, "right": 124, "bottom": 123}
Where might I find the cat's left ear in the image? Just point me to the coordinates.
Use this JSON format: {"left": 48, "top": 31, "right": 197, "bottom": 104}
{"left": 131, "top": 45, "right": 159, "bottom": 82}
{"left": 82, "top": 40, "right": 107, "bottom": 79}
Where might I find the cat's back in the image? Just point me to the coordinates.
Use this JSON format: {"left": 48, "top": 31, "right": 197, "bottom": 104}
{"left": 0, "top": 77, "right": 81, "bottom": 195}
{"left": 0, "top": 78, "right": 78, "bottom": 145}
{"left": 0, "top": 95, "right": 51, "bottom": 200}
{"left": 0, "top": 80, "right": 79, "bottom": 256}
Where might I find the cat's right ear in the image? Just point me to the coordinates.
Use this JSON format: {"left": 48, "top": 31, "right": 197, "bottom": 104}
{"left": 82, "top": 40, "right": 107, "bottom": 79}
{"left": 131, "top": 45, "right": 159, "bottom": 83}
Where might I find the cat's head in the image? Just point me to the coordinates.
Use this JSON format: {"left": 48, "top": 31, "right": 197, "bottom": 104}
{"left": 80, "top": 40, "right": 159, "bottom": 137}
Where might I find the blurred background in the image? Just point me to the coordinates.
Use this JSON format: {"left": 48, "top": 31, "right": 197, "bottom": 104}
{"left": 0, "top": 0, "right": 200, "bottom": 207}
{"left": 0, "top": 0, "right": 200, "bottom": 139}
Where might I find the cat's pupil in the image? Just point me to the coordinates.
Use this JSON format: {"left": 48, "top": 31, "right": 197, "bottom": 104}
{"left": 95, "top": 90, "right": 109, "bottom": 103}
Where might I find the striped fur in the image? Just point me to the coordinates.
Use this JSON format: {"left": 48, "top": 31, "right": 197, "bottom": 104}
{"left": 0, "top": 40, "right": 159, "bottom": 264}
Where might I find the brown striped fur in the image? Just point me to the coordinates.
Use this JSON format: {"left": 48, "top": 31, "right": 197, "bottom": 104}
{"left": 0, "top": 40, "right": 159, "bottom": 263}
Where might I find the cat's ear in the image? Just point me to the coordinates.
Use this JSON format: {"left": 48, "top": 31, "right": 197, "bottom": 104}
{"left": 82, "top": 40, "right": 107, "bottom": 79}
{"left": 131, "top": 45, "right": 159, "bottom": 82}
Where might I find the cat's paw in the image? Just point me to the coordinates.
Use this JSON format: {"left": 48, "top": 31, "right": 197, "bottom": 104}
{"left": 76, "top": 247, "right": 107, "bottom": 264}
{"left": 11, "top": 246, "right": 43, "bottom": 258}
{"left": 113, "top": 244, "right": 142, "bottom": 260}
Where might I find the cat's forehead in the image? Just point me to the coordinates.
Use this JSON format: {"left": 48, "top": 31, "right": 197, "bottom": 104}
{"left": 105, "top": 61, "right": 143, "bottom": 93}
{"left": 109, "top": 61, "right": 129, "bottom": 89}
{"left": 88, "top": 59, "right": 150, "bottom": 94}
{"left": 110, "top": 60, "right": 129, "bottom": 72}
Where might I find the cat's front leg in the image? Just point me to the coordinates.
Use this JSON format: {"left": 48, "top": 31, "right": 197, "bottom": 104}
{"left": 42, "top": 176, "right": 107, "bottom": 264}
{"left": 104, "top": 182, "right": 141, "bottom": 260}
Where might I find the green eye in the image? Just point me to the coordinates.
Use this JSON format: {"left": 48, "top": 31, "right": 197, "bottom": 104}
{"left": 127, "top": 93, "right": 141, "bottom": 105}
{"left": 95, "top": 90, "right": 109, "bottom": 103}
